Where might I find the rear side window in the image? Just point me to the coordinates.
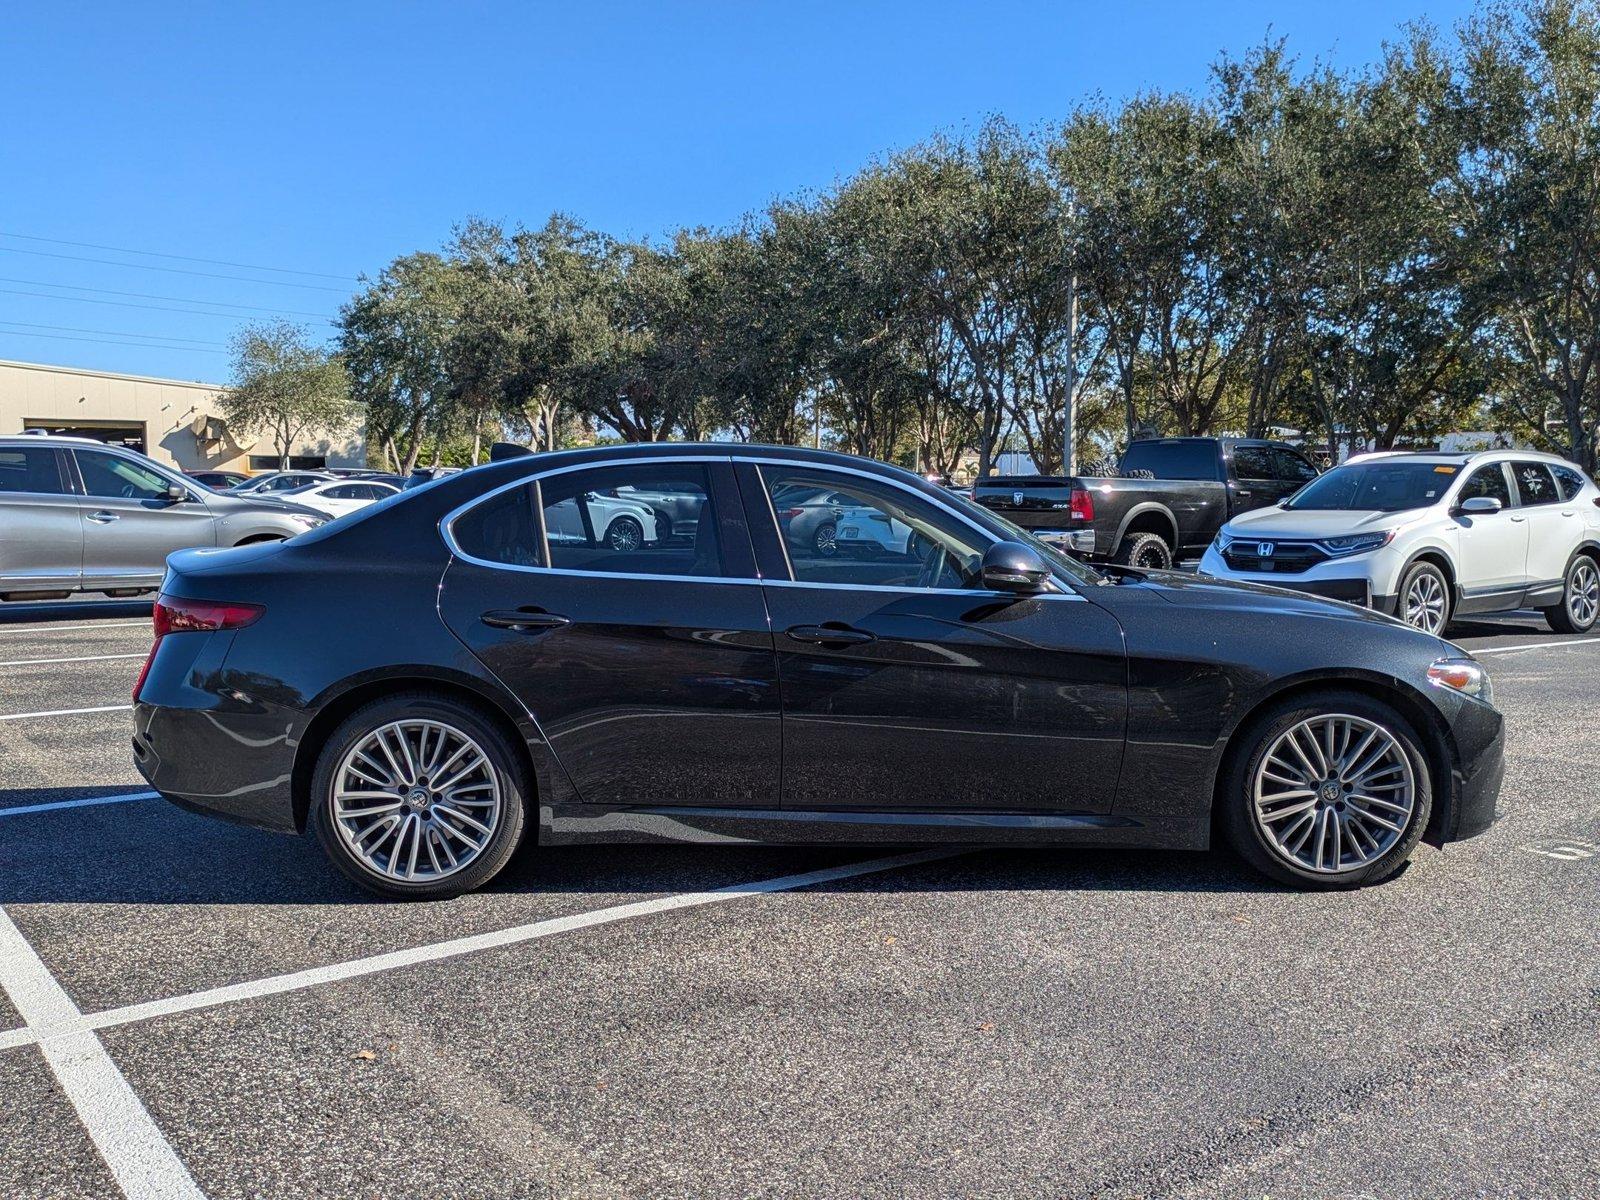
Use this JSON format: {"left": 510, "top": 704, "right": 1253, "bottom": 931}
{"left": 1511, "top": 461, "right": 1560, "bottom": 506}
{"left": 0, "top": 447, "right": 66, "bottom": 495}
{"left": 1550, "top": 463, "right": 1589, "bottom": 501}
{"left": 1120, "top": 441, "right": 1220, "bottom": 481}
{"left": 540, "top": 464, "right": 725, "bottom": 578}
{"left": 452, "top": 483, "right": 544, "bottom": 568}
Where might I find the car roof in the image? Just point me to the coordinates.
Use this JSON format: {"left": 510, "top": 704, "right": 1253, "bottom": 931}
{"left": 1340, "top": 448, "right": 1566, "bottom": 467}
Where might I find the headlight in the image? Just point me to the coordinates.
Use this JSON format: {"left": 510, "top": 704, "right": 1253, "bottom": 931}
{"left": 1316, "top": 531, "right": 1395, "bottom": 557}
{"left": 1427, "top": 656, "right": 1492, "bottom": 704}
{"left": 286, "top": 513, "right": 323, "bottom": 527}
{"left": 1213, "top": 529, "right": 1235, "bottom": 552}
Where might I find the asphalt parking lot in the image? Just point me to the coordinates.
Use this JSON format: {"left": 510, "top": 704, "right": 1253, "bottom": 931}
{"left": 1, "top": 601, "right": 1597, "bottom": 1200}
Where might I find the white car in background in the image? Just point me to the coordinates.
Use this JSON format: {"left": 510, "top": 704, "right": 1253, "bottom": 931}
{"left": 835, "top": 504, "right": 928, "bottom": 559}
{"left": 1199, "top": 449, "right": 1600, "bottom": 635}
{"left": 545, "top": 490, "right": 659, "bottom": 550}
{"left": 278, "top": 479, "right": 400, "bottom": 519}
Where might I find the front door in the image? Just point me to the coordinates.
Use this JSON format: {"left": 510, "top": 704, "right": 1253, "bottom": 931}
{"left": 1453, "top": 463, "right": 1528, "bottom": 596}
{"left": 743, "top": 462, "right": 1127, "bottom": 814}
{"left": 71, "top": 448, "right": 217, "bottom": 589}
{"left": 437, "top": 458, "right": 782, "bottom": 809}
{"left": 0, "top": 445, "right": 82, "bottom": 592}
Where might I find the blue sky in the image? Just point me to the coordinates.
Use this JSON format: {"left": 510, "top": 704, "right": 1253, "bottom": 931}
{"left": 1, "top": 0, "right": 1477, "bottom": 382}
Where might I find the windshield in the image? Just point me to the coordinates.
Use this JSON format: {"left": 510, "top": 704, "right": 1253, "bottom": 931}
{"left": 1284, "top": 461, "right": 1458, "bottom": 512}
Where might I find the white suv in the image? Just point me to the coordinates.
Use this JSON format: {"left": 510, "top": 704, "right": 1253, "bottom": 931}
{"left": 1198, "top": 450, "right": 1600, "bottom": 636}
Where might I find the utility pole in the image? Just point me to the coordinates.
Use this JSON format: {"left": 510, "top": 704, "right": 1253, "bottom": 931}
{"left": 1061, "top": 202, "right": 1079, "bottom": 477}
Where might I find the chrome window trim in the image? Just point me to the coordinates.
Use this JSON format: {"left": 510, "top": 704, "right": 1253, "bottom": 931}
{"left": 439, "top": 450, "right": 1087, "bottom": 600}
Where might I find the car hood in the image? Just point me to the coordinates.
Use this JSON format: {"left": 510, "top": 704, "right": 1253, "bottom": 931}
{"left": 207, "top": 493, "right": 327, "bottom": 520}
{"left": 1223, "top": 506, "right": 1409, "bottom": 537}
{"left": 1115, "top": 567, "right": 1418, "bottom": 632}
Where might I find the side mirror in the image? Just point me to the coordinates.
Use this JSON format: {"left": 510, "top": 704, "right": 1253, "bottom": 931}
{"left": 980, "top": 541, "right": 1052, "bottom": 593}
{"left": 164, "top": 484, "right": 189, "bottom": 503}
{"left": 1459, "top": 496, "right": 1502, "bottom": 515}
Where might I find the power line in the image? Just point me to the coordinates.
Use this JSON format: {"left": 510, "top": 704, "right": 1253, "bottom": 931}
{"left": 0, "top": 328, "right": 226, "bottom": 354}
{"left": 0, "top": 247, "right": 351, "bottom": 292}
{"left": 0, "top": 276, "right": 337, "bottom": 319}
{"left": 0, "top": 319, "right": 225, "bottom": 347}
{"left": 0, "top": 231, "right": 356, "bottom": 282}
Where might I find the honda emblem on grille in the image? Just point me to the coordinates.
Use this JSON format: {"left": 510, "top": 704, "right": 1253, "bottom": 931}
{"left": 1257, "top": 541, "right": 1275, "bottom": 557}
{"left": 1013, "top": 491, "right": 1024, "bottom": 505}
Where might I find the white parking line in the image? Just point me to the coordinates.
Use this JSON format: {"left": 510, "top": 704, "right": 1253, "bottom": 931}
{"left": 1474, "top": 636, "right": 1600, "bottom": 656}
{"left": 0, "top": 703, "right": 132, "bottom": 722}
{"left": 0, "top": 907, "right": 205, "bottom": 1200}
{"left": 0, "top": 848, "right": 966, "bottom": 1053}
{"left": 0, "top": 621, "right": 149, "bottom": 634}
{"left": 0, "top": 790, "right": 159, "bottom": 819}
{"left": 0, "top": 652, "right": 146, "bottom": 667}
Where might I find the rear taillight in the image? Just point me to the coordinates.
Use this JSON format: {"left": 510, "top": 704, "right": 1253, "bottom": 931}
{"left": 135, "top": 595, "right": 264, "bottom": 701}
{"left": 1069, "top": 487, "right": 1095, "bottom": 521}
{"left": 779, "top": 508, "right": 803, "bottom": 520}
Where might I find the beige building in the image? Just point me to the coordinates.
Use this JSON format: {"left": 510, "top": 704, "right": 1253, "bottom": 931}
{"left": 0, "top": 358, "right": 364, "bottom": 474}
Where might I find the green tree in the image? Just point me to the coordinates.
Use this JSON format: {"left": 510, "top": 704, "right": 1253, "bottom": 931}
{"left": 220, "top": 321, "right": 352, "bottom": 469}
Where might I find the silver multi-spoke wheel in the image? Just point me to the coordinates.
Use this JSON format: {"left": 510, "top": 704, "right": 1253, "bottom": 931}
{"left": 606, "top": 518, "right": 642, "bottom": 552}
{"left": 1568, "top": 560, "right": 1599, "bottom": 627}
{"left": 1252, "top": 714, "right": 1417, "bottom": 875}
{"left": 331, "top": 719, "right": 502, "bottom": 883}
{"left": 1403, "top": 571, "right": 1447, "bottom": 634}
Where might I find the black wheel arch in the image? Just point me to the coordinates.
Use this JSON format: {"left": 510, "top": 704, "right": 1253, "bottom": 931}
{"left": 1112, "top": 504, "right": 1180, "bottom": 556}
{"left": 290, "top": 666, "right": 549, "bottom": 835}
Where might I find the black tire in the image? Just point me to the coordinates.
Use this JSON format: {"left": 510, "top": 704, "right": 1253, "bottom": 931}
{"left": 605, "top": 516, "right": 644, "bottom": 552}
{"left": 1114, "top": 531, "right": 1173, "bottom": 571}
{"left": 814, "top": 522, "right": 838, "bottom": 557}
{"left": 1542, "top": 552, "right": 1600, "bottom": 634}
{"left": 1219, "top": 690, "right": 1432, "bottom": 890}
{"left": 310, "top": 692, "right": 530, "bottom": 900}
{"left": 1397, "top": 560, "right": 1452, "bottom": 635}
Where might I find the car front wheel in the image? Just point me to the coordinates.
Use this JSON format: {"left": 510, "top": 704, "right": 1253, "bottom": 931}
{"left": 1220, "top": 691, "right": 1432, "bottom": 889}
{"left": 1398, "top": 561, "right": 1451, "bottom": 635}
{"left": 605, "top": 516, "right": 644, "bottom": 552}
{"left": 310, "top": 693, "right": 529, "bottom": 900}
{"left": 1543, "top": 553, "right": 1600, "bottom": 634}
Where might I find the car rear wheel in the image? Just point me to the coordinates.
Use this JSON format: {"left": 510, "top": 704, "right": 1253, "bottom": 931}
{"left": 1399, "top": 561, "right": 1451, "bottom": 635}
{"left": 310, "top": 693, "right": 529, "bottom": 900}
{"left": 814, "top": 522, "right": 838, "bottom": 557}
{"left": 605, "top": 516, "right": 644, "bottom": 552}
{"left": 1115, "top": 532, "right": 1173, "bottom": 571}
{"left": 1543, "top": 554, "right": 1599, "bottom": 634}
{"left": 1220, "top": 691, "right": 1432, "bottom": 889}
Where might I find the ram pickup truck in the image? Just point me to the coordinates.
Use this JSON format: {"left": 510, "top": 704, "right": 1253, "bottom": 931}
{"left": 972, "top": 436, "right": 1320, "bottom": 569}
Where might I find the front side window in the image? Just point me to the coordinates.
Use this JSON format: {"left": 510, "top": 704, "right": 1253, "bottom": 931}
{"left": 1511, "top": 461, "right": 1560, "bottom": 506}
{"left": 1231, "top": 446, "right": 1274, "bottom": 481}
{"left": 0, "top": 447, "right": 66, "bottom": 495}
{"left": 75, "top": 451, "right": 173, "bottom": 501}
{"left": 1459, "top": 464, "right": 1511, "bottom": 507}
{"left": 761, "top": 467, "right": 985, "bottom": 589}
{"left": 1285, "top": 461, "right": 1457, "bottom": 513}
{"left": 1268, "top": 447, "right": 1319, "bottom": 483}
{"left": 541, "top": 464, "right": 724, "bottom": 577}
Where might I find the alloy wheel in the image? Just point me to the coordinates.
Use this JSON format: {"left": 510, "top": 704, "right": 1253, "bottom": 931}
{"left": 1252, "top": 713, "right": 1416, "bottom": 875}
{"left": 815, "top": 523, "right": 837, "bottom": 557}
{"left": 1403, "top": 572, "right": 1447, "bottom": 634}
{"left": 608, "top": 519, "right": 642, "bottom": 552}
{"left": 1569, "top": 560, "right": 1599, "bottom": 627}
{"left": 331, "top": 719, "right": 502, "bottom": 882}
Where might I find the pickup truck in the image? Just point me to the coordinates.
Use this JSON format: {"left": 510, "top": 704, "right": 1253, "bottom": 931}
{"left": 972, "top": 437, "right": 1320, "bottom": 569}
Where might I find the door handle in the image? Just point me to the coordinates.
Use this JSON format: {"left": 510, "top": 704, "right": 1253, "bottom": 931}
{"left": 1234, "top": 489, "right": 1252, "bottom": 499}
{"left": 1510, "top": 516, "right": 1526, "bottom": 523}
{"left": 785, "top": 623, "right": 875, "bottom": 646}
{"left": 480, "top": 609, "right": 571, "bottom": 632}
{"left": 86, "top": 511, "right": 119, "bottom": 524}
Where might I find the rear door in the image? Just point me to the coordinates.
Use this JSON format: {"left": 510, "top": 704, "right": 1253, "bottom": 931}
{"left": 0, "top": 445, "right": 82, "bottom": 593}
{"left": 1510, "top": 460, "right": 1574, "bottom": 587}
{"left": 71, "top": 448, "right": 218, "bottom": 590}
{"left": 742, "top": 460, "right": 1127, "bottom": 814}
{"left": 437, "top": 457, "right": 782, "bottom": 809}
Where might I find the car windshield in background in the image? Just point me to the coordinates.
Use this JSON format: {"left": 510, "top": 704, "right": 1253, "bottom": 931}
{"left": 1285, "top": 461, "right": 1457, "bottom": 512}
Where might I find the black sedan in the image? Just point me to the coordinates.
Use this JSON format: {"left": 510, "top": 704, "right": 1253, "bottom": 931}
{"left": 132, "top": 444, "right": 1504, "bottom": 899}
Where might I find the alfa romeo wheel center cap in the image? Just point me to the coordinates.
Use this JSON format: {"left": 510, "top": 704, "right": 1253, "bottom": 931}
{"left": 406, "top": 786, "right": 431, "bottom": 811}
{"left": 1319, "top": 781, "right": 1341, "bottom": 803}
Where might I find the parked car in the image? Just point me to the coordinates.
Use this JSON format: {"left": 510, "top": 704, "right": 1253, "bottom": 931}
{"left": 972, "top": 437, "right": 1320, "bottom": 569}
{"left": 544, "top": 489, "right": 659, "bottom": 551}
{"left": 1198, "top": 449, "right": 1600, "bottom": 635}
{"left": 134, "top": 443, "right": 1502, "bottom": 900}
{"left": 0, "top": 435, "right": 327, "bottom": 601}
{"left": 834, "top": 503, "right": 926, "bottom": 559}
{"left": 278, "top": 479, "right": 401, "bottom": 519}
{"left": 230, "top": 470, "right": 335, "bottom": 496}
{"left": 770, "top": 483, "right": 852, "bottom": 557}
{"left": 403, "top": 466, "right": 462, "bottom": 489}
{"left": 187, "top": 470, "right": 250, "bottom": 490}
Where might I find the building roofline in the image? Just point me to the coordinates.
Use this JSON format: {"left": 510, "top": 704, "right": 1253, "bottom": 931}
{"left": 0, "top": 357, "right": 225, "bottom": 392}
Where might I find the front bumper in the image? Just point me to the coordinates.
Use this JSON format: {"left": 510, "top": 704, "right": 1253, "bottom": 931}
{"left": 1197, "top": 546, "right": 1400, "bottom": 614}
{"left": 1435, "top": 688, "right": 1505, "bottom": 843}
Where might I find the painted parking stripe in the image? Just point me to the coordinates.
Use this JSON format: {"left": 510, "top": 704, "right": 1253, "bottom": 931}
{"left": 0, "top": 848, "right": 964, "bottom": 1045}
{"left": 1473, "top": 636, "right": 1600, "bottom": 656}
{"left": 0, "top": 652, "right": 146, "bottom": 667}
{"left": 0, "top": 907, "right": 206, "bottom": 1200}
{"left": 0, "top": 790, "right": 159, "bottom": 819}
{"left": 0, "top": 620, "right": 149, "bottom": 634}
{"left": 0, "top": 703, "right": 132, "bottom": 722}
